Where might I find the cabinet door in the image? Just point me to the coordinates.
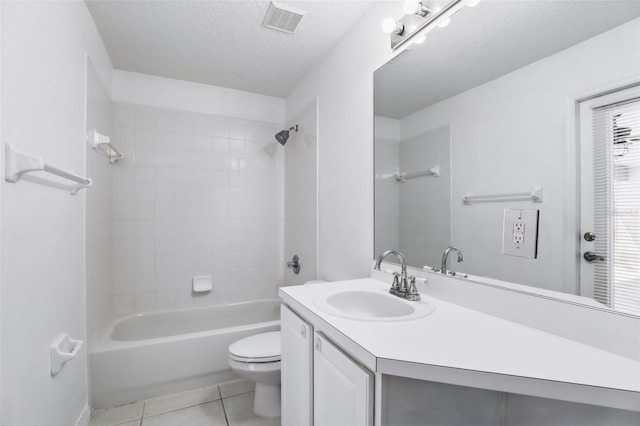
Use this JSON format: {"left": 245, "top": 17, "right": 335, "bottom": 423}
{"left": 281, "top": 305, "right": 313, "bottom": 426}
{"left": 313, "top": 332, "right": 373, "bottom": 426}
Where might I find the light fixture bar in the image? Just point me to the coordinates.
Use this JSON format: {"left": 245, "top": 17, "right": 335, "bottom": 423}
{"left": 390, "top": 0, "right": 464, "bottom": 50}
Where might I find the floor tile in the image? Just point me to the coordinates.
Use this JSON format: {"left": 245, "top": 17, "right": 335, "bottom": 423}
{"left": 89, "top": 401, "right": 144, "bottom": 426}
{"left": 142, "top": 401, "right": 227, "bottom": 426}
{"left": 219, "top": 379, "right": 255, "bottom": 398}
{"left": 224, "top": 393, "right": 280, "bottom": 426}
{"left": 144, "top": 385, "right": 221, "bottom": 416}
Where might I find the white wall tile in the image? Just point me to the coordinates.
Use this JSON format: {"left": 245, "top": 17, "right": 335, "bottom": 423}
{"left": 112, "top": 104, "right": 284, "bottom": 313}
{"left": 135, "top": 292, "right": 156, "bottom": 311}
{"left": 114, "top": 106, "right": 135, "bottom": 128}
{"left": 114, "top": 294, "right": 135, "bottom": 315}
{"left": 135, "top": 129, "right": 156, "bottom": 148}
{"left": 156, "top": 131, "right": 176, "bottom": 150}
{"left": 136, "top": 109, "right": 156, "bottom": 130}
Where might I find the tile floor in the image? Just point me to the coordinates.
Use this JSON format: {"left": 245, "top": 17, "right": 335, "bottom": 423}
{"left": 89, "top": 379, "right": 280, "bottom": 426}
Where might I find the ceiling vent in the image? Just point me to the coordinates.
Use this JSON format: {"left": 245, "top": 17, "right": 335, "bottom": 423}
{"left": 262, "top": 2, "right": 305, "bottom": 34}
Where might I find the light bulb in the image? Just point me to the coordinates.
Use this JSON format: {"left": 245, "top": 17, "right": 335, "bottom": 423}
{"left": 467, "top": 0, "right": 481, "bottom": 6}
{"left": 438, "top": 17, "right": 451, "bottom": 28}
{"left": 382, "top": 17, "right": 398, "bottom": 34}
{"left": 413, "top": 34, "right": 426, "bottom": 45}
{"left": 403, "top": 0, "right": 418, "bottom": 14}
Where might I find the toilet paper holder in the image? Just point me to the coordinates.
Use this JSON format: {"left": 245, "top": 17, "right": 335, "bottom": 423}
{"left": 50, "top": 333, "right": 83, "bottom": 376}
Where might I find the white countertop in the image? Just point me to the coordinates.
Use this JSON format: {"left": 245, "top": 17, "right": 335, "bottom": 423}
{"left": 279, "top": 278, "right": 640, "bottom": 412}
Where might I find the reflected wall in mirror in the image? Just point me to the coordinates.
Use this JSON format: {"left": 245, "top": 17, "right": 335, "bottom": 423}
{"left": 374, "top": 1, "right": 640, "bottom": 315}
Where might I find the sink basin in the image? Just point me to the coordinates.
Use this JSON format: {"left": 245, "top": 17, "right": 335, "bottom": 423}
{"left": 314, "top": 287, "right": 435, "bottom": 321}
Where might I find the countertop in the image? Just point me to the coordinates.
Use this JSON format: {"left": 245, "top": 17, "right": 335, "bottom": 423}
{"left": 279, "top": 278, "right": 640, "bottom": 412}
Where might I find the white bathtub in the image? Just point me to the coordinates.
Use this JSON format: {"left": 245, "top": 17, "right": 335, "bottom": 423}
{"left": 90, "top": 299, "right": 280, "bottom": 409}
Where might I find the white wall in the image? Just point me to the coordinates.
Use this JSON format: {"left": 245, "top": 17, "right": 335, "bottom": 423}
{"left": 286, "top": 2, "right": 400, "bottom": 281}
{"left": 86, "top": 59, "right": 115, "bottom": 339}
{"left": 399, "top": 18, "right": 640, "bottom": 293}
{"left": 113, "top": 70, "right": 285, "bottom": 124}
{"left": 285, "top": 99, "right": 318, "bottom": 285}
{"left": 110, "top": 101, "right": 284, "bottom": 315}
{"left": 0, "top": 1, "right": 3, "bottom": 419}
{"left": 1, "top": 1, "right": 112, "bottom": 424}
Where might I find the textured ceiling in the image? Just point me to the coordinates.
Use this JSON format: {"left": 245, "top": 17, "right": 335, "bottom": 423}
{"left": 86, "top": 0, "right": 374, "bottom": 97}
{"left": 375, "top": 1, "right": 640, "bottom": 119}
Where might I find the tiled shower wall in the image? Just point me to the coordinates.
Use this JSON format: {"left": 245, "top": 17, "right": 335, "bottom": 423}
{"left": 399, "top": 125, "right": 451, "bottom": 268}
{"left": 374, "top": 137, "right": 400, "bottom": 258}
{"left": 111, "top": 103, "right": 284, "bottom": 315}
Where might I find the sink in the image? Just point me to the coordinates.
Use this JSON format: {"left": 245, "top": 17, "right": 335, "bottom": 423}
{"left": 314, "top": 287, "right": 435, "bottom": 321}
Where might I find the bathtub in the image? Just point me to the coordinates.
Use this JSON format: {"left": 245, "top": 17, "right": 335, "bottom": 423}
{"left": 90, "top": 299, "right": 280, "bottom": 409}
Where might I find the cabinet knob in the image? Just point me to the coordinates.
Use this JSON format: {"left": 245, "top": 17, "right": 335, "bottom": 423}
{"left": 314, "top": 336, "right": 321, "bottom": 351}
{"left": 301, "top": 324, "right": 307, "bottom": 338}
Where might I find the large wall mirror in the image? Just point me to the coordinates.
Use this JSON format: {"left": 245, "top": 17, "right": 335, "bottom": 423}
{"left": 374, "top": 1, "right": 640, "bottom": 316}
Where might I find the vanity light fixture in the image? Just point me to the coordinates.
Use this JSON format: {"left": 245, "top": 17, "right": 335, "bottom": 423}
{"left": 382, "top": 18, "right": 405, "bottom": 35}
{"left": 403, "top": 0, "right": 432, "bottom": 17}
{"left": 383, "top": 0, "right": 472, "bottom": 50}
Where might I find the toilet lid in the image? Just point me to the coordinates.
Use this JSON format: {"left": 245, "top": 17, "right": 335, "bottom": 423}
{"left": 229, "top": 331, "right": 281, "bottom": 363}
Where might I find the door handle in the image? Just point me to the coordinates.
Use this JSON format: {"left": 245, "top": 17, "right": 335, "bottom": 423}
{"left": 584, "top": 251, "right": 606, "bottom": 262}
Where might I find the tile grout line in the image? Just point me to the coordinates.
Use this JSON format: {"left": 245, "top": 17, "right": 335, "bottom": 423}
{"left": 218, "top": 385, "right": 231, "bottom": 426}
{"left": 139, "top": 401, "right": 146, "bottom": 426}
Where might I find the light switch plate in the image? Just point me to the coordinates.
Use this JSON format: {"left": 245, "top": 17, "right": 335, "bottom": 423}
{"left": 502, "top": 209, "right": 539, "bottom": 258}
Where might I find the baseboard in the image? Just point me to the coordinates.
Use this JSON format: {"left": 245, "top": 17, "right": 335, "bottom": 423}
{"left": 75, "top": 404, "right": 90, "bottom": 426}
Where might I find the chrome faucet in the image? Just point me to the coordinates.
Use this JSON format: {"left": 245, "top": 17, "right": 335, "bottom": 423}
{"left": 374, "top": 250, "right": 421, "bottom": 301}
{"left": 441, "top": 246, "right": 463, "bottom": 275}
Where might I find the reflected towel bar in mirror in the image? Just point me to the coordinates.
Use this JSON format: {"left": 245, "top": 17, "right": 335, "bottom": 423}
{"left": 396, "top": 165, "right": 440, "bottom": 182}
{"left": 463, "top": 186, "right": 543, "bottom": 205}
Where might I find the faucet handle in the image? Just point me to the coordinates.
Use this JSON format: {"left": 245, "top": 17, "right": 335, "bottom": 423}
{"left": 389, "top": 274, "right": 401, "bottom": 296}
{"left": 406, "top": 276, "right": 421, "bottom": 301}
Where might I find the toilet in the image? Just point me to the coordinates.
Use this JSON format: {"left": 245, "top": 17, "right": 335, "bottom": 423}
{"left": 228, "top": 279, "right": 327, "bottom": 418}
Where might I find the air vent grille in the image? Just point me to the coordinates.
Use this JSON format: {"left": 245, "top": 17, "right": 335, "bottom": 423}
{"left": 262, "top": 1, "right": 305, "bottom": 34}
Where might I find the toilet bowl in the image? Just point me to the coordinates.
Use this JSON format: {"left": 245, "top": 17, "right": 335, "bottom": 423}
{"left": 228, "top": 279, "right": 327, "bottom": 418}
{"left": 229, "top": 331, "right": 282, "bottom": 418}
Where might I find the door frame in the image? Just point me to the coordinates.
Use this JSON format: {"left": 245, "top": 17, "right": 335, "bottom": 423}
{"left": 566, "top": 80, "right": 640, "bottom": 297}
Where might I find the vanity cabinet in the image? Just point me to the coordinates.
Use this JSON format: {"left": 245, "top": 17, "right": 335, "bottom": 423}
{"left": 281, "top": 305, "right": 313, "bottom": 426}
{"left": 281, "top": 304, "right": 374, "bottom": 426}
{"left": 313, "top": 332, "right": 373, "bottom": 426}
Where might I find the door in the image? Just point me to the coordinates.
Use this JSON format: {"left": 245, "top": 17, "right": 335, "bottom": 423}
{"left": 580, "top": 86, "right": 640, "bottom": 315}
{"left": 281, "top": 305, "right": 313, "bottom": 426}
{"left": 313, "top": 332, "right": 373, "bottom": 426}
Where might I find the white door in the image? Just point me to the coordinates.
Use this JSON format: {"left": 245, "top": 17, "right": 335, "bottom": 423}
{"left": 579, "top": 86, "right": 640, "bottom": 315}
{"left": 313, "top": 332, "right": 373, "bottom": 426}
{"left": 281, "top": 305, "right": 313, "bottom": 426}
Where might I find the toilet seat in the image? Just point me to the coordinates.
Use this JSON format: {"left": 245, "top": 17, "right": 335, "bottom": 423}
{"left": 229, "top": 331, "right": 281, "bottom": 363}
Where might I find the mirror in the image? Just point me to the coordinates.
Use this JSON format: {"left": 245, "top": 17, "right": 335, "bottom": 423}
{"left": 374, "top": 1, "right": 640, "bottom": 315}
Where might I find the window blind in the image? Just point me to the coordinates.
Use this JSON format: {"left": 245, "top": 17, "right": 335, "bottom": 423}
{"left": 592, "top": 97, "right": 640, "bottom": 315}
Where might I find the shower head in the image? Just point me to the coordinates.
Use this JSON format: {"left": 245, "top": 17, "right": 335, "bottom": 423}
{"left": 275, "top": 125, "right": 299, "bottom": 145}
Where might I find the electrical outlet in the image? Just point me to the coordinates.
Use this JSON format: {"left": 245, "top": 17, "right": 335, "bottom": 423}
{"left": 502, "top": 209, "right": 539, "bottom": 258}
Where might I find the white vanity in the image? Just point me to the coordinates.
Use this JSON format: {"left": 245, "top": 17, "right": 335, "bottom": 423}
{"left": 279, "top": 272, "right": 640, "bottom": 426}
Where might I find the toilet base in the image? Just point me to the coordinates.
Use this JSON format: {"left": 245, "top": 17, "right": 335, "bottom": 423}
{"left": 253, "top": 382, "right": 281, "bottom": 419}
